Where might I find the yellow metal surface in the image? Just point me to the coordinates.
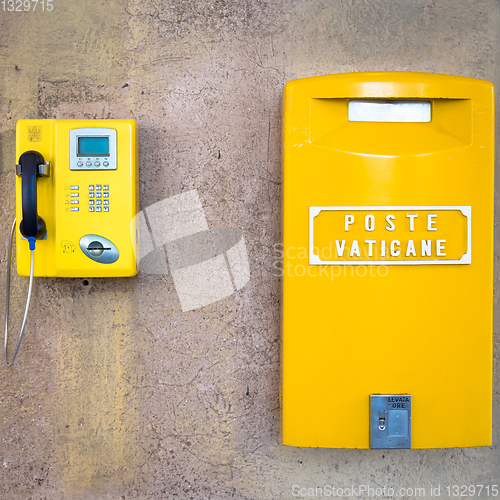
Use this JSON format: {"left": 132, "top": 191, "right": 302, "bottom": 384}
{"left": 282, "top": 72, "right": 494, "bottom": 449}
{"left": 15, "top": 119, "right": 139, "bottom": 277}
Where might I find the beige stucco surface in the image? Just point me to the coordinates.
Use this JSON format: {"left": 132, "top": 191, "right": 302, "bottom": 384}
{"left": 0, "top": 1, "right": 499, "bottom": 498}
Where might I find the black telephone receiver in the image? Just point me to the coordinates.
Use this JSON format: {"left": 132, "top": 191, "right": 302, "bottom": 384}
{"left": 16, "top": 150, "right": 49, "bottom": 240}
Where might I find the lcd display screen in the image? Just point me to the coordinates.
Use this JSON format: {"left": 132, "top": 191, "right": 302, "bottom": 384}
{"left": 77, "top": 136, "right": 110, "bottom": 156}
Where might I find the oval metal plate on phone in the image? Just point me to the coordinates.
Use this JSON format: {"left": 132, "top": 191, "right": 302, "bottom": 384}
{"left": 79, "top": 234, "right": 119, "bottom": 264}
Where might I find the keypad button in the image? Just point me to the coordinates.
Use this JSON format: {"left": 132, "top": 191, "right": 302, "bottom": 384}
{"left": 96, "top": 184, "right": 102, "bottom": 190}
{"left": 103, "top": 161, "right": 109, "bottom": 167}
{"left": 89, "top": 185, "right": 94, "bottom": 190}
{"left": 103, "top": 207, "right": 109, "bottom": 212}
{"left": 103, "top": 184, "right": 109, "bottom": 190}
{"left": 86, "top": 161, "right": 92, "bottom": 167}
{"left": 77, "top": 161, "right": 83, "bottom": 167}
{"left": 89, "top": 192, "right": 94, "bottom": 198}
{"left": 89, "top": 207, "right": 94, "bottom": 212}
{"left": 70, "top": 200, "right": 79, "bottom": 205}
{"left": 89, "top": 200, "right": 94, "bottom": 205}
{"left": 71, "top": 185, "right": 79, "bottom": 190}
{"left": 103, "top": 200, "right": 109, "bottom": 206}
{"left": 96, "top": 200, "right": 102, "bottom": 206}
{"left": 103, "top": 192, "right": 109, "bottom": 198}
{"left": 96, "top": 192, "right": 102, "bottom": 198}
{"left": 94, "top": 161, "right": 101, "bottom": 167}
{"left": 96, "top": 207, "right": 102, "bottom": 212}
{"left": 70, "top": 207, "right": 79, "bottom": 212}
{"left": 70, "top": 192, "right": 79, "bottom": 197}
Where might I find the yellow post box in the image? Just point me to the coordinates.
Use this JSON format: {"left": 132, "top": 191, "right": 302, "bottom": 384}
{"left": 282, "top": 72, "right": 494, "bottom": 449}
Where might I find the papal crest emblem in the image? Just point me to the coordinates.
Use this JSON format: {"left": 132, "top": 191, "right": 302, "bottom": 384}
{"left": 28, "top": 126, "right": 42, "bottom": 142}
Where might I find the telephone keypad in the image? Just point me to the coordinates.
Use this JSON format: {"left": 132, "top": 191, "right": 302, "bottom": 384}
{"left": 88, "top": 183, "right": 110, "bottom": 212}
{"left": 65, "top": 183, "right": 111, "bottom": 213}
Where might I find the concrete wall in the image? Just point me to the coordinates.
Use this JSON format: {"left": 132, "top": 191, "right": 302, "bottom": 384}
{"left": 0, "top": 1, "right": 498, "bottom": 498}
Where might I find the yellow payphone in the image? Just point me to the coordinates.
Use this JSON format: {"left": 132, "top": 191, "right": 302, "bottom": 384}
{"left": 282, "top": 72, "right": 494, "bottom": 449}
{"left": 5, "top": 119, "right": 139, "bottom": 365}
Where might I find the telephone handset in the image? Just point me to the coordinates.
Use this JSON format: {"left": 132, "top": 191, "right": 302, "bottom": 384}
{"left": 5, "top": 119, "right": 139, "bottom": 365}
{"left": 17, "top": 150, "right": 50, "bottom": 240}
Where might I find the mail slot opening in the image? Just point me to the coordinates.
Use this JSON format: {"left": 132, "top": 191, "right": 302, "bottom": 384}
{"left": 348, "top": 99, "right": 432, "bottom": 123}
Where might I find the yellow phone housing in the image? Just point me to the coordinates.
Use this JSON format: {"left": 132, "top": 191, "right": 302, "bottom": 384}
{"left": 15, "top": 119, "right": 139, "bottom": 277}
{"left": 282, "top": 72, "right": 494, "bottom": 449}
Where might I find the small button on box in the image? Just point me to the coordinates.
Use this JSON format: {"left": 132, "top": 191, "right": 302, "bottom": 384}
{"left": 103, "top": 184, "right": 109, "bottom": 190}
{"left": 103, "top": 192, "right": 109, "bottom": 198}
{"left": 70, "top": 185, "right": 79, "bottom": 190}
{"left": 70, "top": 207, "right": 79, "bottom": 212}
{"left": 96, "top": 192, "right": 102, "bottom": 198}
{"left": 89, "top": 192, "right": 94, "bottom": 198}
{"left": 70, "top": 192, "right": 79, "bottom": 197}
{"left": 103, "top": 207, "right": 109, "bottom": 212}
{"left": 103, "top": 200, "right": 109, "bottom": 205}
{"left": 86, "top": 161, "right": 92, "bottom": 167}
{"left": 89, "top": 207, "right": 94, "bottom": 212}
{"left": 70, "top": 200, "right": 79, "bottom": 205}
{"left": 103, "top": 161, "right": 109, "bottom": 167}
{"left": 94, "top": 162, "right": 101, "bottom": 167}
{"left": 89, "top": 185, "right": 94, "bottom": 191}
{"left": 89, "top": 200, "right": 94, "bottom": 205}
{"left": 96, "top": 184, "right": 102, "bottom": 190}
{"left": 77, "top": 161, "right": 83, "bottom": 167}
{"left": 96, "top": 200, "right": 102, "bottom": 206}
{"left": 96, "top": 207, "right": 102, "bottom": 212}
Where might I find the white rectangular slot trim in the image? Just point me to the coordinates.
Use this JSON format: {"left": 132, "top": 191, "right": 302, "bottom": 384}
{"left": 348, "top": 100, "right": 431, "bottom": 123}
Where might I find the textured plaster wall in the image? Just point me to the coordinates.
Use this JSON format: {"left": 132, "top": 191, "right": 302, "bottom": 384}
{"left": 0, "top": 0, "right": 499, "bottom": 499}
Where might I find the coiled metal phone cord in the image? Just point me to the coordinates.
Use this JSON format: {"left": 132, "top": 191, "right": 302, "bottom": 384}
{"left": 4, "top": 219, "right": 35, "bottom": 366}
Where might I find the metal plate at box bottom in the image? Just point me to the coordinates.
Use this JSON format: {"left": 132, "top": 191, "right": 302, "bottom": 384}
{"left": 370, "top": 395, "right": 411, "bottom": 449}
